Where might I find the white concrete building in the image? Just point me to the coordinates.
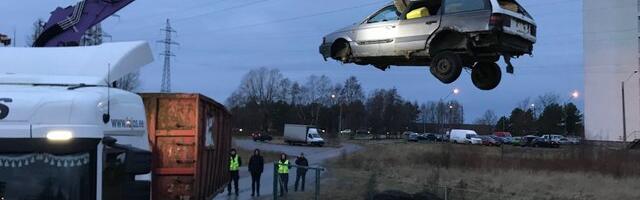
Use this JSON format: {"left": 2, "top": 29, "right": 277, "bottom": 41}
{"left": 584, "top": 0, "right": 640, "bottom": 142}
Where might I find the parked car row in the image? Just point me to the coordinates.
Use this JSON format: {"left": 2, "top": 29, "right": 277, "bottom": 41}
{"left": 405, "top": 132, "right": 449, "bottom": 142}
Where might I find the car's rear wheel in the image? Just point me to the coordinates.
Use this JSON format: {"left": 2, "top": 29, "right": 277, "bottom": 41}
{"left": 472, "top": 62, "right": 502, "bottom": 90}
{"left": 430, "top": 51, "right": 463, "bottom": 84}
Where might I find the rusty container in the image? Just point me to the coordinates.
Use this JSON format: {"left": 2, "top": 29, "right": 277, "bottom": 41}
{"left": 141, "top": 93, "right": 232, "bottom": 200}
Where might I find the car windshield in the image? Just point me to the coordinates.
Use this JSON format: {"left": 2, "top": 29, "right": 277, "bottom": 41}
{"left": 498, "top": 0, "right": 531, "bottom": 18}
{"left": 368, "top": 5, "right": 399, "bottom": 23}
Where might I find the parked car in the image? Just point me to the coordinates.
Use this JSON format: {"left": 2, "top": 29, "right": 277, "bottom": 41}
{"left": 449, "top": 129, "right": 481, "bottom": 144}
{"left": 566, "top": 136, "right": 582, "bottom": 145}
{"left": 488, "top": 135, "right": 504, "bottom": 146}
{"left": 532, "top": 137, "right": 560, "bottom": 148}
{"left": 340, "top": 129, "right": 353, "bottom": 135}
{"left": 407, "top": 132, "right": 420, "bottom": 142}
{"left": 423, "top": 133, "right": 438, "bottom": 141}
{"left": 434, "top": 133, "right": 447, "bottom": 141}
{"left": 499, "top": 136, "right": 513, "bottom": 144}
{"left": 252, "top": 132, "right": 273, "bottom": 142}
{"left": 511, "top": 136, "right": 522, "bottom": 146}
{"left": 320, "top": 0, "right": 536, "bottom": 90}
{"left": 520, "top": 135, "right": 539, "bottom": 147}
{"left": 541, "top": 134, "right": 564, "bottom": 143}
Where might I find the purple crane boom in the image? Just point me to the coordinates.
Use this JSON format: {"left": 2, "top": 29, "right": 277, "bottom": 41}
{"left": 33, "top": 0, "right": 134, "bottom": 47}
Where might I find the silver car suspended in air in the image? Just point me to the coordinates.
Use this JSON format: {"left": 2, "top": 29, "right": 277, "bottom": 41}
{"left": 320, "top": 0, "right": 536, "bottom": 90}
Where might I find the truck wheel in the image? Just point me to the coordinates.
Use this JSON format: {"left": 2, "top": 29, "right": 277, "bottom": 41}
{"left": 394, "top": 0, "right": 409, "bottom": 14}
{"left": 430, "top": 51, "right": 462, "bottom": 84}
{"left": 471, "top": 62, "right": 501, "bottom": 90}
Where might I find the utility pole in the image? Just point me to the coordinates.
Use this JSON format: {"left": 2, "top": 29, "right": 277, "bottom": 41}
{"left": 622, "top": 70, "right": 638, "bottom": 142}
{"left": 158, "top": 19, "right": 178, "bottom": 93}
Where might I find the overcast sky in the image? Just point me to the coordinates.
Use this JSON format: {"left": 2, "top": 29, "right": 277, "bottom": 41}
{"left": 0, "top": 0, "right": 583, "bottom": 122}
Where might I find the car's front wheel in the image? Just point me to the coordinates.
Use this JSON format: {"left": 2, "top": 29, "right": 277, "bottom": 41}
{"left": 430, "top": 51, "right": 463, "bottom": 84}
{"left": 472, "top": 62, "right": 502, "bottom": 90}
{"left": 332, "top": 41, "right": 351, "bottom": 63}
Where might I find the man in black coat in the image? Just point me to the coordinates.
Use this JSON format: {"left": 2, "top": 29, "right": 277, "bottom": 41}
{"left": 294, "top": 152, "right": 309, "bottom": 192}
{"left": 248, "top": 149, "right": 264, "bottom": 197}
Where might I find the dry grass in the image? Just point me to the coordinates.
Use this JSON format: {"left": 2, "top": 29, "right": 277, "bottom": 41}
{"left": 287, "top": 142, "right": 640, "bottom": 200}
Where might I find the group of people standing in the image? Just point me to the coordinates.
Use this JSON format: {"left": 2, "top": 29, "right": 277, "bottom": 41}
{"left": 227, "top": 148, "right": 310, "bottom": 197}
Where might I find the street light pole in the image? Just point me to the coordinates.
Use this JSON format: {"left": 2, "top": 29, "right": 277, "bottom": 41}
{"left": 622, "top": 70, "right": 638, "bottom": 142}
{"left": 437, "top": 88, "right": 460, "bottom": 134}
{"left": 331, "top": 94, "right": 343, "bottom": 133}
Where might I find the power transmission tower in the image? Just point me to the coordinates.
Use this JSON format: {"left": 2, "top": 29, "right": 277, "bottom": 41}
{"left": 158, "top": 19, "right": 178, "bottom": 93}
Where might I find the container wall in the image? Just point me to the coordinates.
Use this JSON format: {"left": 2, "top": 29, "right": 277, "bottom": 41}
{"left": 141, "top": 93, "right": 231, "bottom": 200}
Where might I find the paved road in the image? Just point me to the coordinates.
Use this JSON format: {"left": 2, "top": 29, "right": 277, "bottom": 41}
{"left": 213, "top": 139, "right": 361, "bottom": 200}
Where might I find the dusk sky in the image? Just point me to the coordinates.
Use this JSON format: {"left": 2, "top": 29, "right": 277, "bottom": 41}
{"left": 0, "top": 0, "right": 584, "bottom": 122}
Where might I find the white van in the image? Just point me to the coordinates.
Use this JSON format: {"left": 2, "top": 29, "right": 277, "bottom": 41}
{"left": 449, "top": 129, "right": 482, "bottom": 144}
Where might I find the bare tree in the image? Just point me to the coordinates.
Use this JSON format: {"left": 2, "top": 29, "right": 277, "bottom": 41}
{"left": 340, "top": 76, "right": 365, "bottom": 103}
{"left": 26, "top": 19, "right": 45, "bottom": 46}
{"left": 536, "top": 92, "right": 560, "bottom": 108}
{"left": 475, "top": 110, "right": 498, "bottom": 126}
{"left": 115, "top": 71, "right": 140, "bottom": 91}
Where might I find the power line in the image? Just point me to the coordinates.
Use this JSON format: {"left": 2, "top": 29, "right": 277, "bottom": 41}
{"left": 181, "top": 0, "right": 388, "bottom": 35}
{"left": 158, "top": 19, "right": 179, "bottom": 93}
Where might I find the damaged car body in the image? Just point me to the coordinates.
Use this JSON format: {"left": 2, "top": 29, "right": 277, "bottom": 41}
{"left": 319, "top": 0, "right": 536, "bottom": 90}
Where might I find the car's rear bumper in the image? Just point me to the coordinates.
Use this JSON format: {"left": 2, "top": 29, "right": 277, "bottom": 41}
{"left": 319, "top": 43, "right": 332, "bottom": 60}
{"left": 472, "top": 31, "right": 534, "bottom": 56}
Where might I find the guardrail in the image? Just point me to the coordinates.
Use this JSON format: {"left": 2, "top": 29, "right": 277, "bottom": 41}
{"left": 272, "top": 163, "right": 325, "bottom": 200}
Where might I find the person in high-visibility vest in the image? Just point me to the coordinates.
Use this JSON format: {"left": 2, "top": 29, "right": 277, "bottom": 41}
{"left": 227, "top": 148, "right": 242, "bottom": 196}
{"left": 277, "top": 153, "right": 291, "bottom": 197}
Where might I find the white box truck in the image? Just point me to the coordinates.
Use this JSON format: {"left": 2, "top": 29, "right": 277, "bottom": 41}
{"left": 284, "top": 124, "right": 325, "bottom": 147}
{"left": 0, "top": 41, "right": 153, "bottom": 200}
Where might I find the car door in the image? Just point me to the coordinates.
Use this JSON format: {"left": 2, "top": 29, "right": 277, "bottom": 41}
{"left": 395, "top": 10, "right": 441, "bottom": 52}
{"left": 352, "top": 5, "right": 400, "bottom": 57}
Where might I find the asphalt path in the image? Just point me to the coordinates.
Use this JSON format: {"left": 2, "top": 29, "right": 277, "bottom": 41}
{"left": 213, "top": 139, "right": 361, "bottom": 200}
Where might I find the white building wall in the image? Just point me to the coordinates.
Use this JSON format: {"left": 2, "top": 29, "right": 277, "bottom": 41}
{"left": 584, "top": 0, "right": 640, "bottom": 141}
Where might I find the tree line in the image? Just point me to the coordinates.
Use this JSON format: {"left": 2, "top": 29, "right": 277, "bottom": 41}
{"left": 476, "top": 93, "right": 584, "bottom": 137}
{"left": 226, "top": 67, "right": 464, "bottom": 135}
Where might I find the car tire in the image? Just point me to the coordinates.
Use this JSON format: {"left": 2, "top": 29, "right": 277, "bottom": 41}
{"left": 471, "top": 62, "right": 502, "bottom": 90}
{"left": 333, "top": 41, "right": 351, "bottom": 63}
{"left": 430, "top": 51, "right": 463, "bottom": 84}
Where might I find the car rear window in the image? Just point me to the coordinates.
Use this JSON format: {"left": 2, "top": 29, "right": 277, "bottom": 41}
{"left": 444, "top": 0, "right": 487, "bottom": 14}
{"left": 498, "top": 0, "right": 531, "bottom": 18}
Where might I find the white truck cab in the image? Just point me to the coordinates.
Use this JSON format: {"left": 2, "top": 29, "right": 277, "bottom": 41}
{"left": 0, "top": 41, "right": 153, "bottom": 200}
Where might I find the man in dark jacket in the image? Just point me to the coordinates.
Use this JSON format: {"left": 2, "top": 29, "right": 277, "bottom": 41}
{"left": 227, "top": 149, "right": 241, "bottom": 196}
{"left": 248, "top": 148, "right": 264, "bottom": 197}
{"left": 294, "top": 152, "right": 309, "bottom": 192}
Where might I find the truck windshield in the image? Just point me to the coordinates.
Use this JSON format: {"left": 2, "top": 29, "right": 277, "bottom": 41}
{"left": 308, "top": 128, "right": 319, "bottom": 134}
{"left": 0, "top": 152, "right": 95, "bottom": 200}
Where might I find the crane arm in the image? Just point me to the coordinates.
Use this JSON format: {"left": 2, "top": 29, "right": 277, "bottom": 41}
{"left": 33, "top": 0, "right": 135, "bottom": 47}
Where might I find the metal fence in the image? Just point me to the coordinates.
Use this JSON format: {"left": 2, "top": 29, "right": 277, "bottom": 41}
{"left": 272, "top": 163, "right": 325, "bottom": 200}
{"left": 423, "top": 185, "right": 517, "bottom": 200}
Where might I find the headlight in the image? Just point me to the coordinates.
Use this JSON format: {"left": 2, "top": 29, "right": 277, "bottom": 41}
{"left": 47, "top": 130, "right": 73, "bottom": 141}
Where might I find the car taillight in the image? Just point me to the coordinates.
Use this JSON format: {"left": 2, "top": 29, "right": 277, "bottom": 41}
{"left": 531, "top": 25, "right": 537, "bottom": 36}
{"left": 489, "top": 14, "right": 511, "bottom": 27}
